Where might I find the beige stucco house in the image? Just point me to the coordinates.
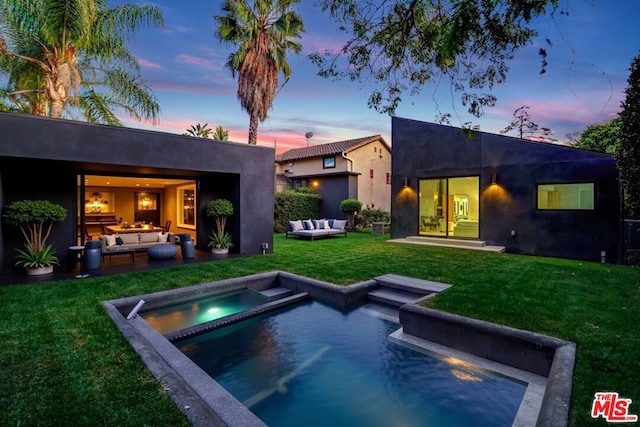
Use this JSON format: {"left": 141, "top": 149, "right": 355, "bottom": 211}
{"left": 275, "top": 135, "right": 392, "bottom": 219}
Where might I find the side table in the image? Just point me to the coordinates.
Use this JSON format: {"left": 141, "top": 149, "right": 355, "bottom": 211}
{"left": 68, "top": 245, "right": 89, "bottom": 278}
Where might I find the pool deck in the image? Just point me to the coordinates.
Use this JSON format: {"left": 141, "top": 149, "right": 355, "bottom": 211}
{"left": 103, "top": 271, "right": 575, "bottom": 427}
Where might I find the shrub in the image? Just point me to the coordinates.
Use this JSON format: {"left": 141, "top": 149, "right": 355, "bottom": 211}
{"left": 356, "top": 208, "right": 390, "bottom": 228}
{"left": 340, "top": 198, "right": 362, "bottom": 230}
{"left": 206, "top": 199, "right": 234, "bottom": 236}
{"left": 274, "top": 190, "right": 321, "bottom": 232}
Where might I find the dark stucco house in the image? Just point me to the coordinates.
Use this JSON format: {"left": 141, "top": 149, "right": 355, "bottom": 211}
{"left": 0, "top": 112, "right": 275, "bottom": 273}
{"left": 391, "top": 117, "right": 621, "bottom": 263}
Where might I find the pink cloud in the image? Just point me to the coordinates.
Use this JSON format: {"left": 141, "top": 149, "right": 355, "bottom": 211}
{"left": 175, "top": 54, "right": 217, "bottom": 70}
{"left": 302, "top": 34, "right": 345, "bottom": 55}
{"left": 254, "top": 129, "right": 339, "bottom": 154}
{"left": 138, "top": 58, "right": 164, "bottom": 70}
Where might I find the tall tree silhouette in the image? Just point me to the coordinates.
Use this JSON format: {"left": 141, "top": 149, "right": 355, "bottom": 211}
{"left": 215, "top": 0, "right": 304, "bottom": 145}
{"left": 0, "top": 0, "right": 163, "bottom": 124}
{"left": 501, "top": 105, "right": 555, "bottom": 142}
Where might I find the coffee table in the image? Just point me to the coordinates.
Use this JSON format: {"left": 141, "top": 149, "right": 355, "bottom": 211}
{"left": 103, "top": 247, "right": 136, "bottom": 263}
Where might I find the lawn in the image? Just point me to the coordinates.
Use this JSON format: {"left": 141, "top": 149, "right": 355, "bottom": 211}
{"left": 1, "top": 231, "right": 638, "bottom": 426}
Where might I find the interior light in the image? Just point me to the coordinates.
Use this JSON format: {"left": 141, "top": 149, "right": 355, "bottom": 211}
{"left": 207, "top": 307, "right": 219, "bottom": 314}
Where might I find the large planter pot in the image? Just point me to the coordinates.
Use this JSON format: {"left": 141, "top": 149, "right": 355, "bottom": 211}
{"left": 211, "top": 248, "right": 229, "bottom": 255}
{"left": 26, "top": 265, "right": 54, "bottom": 276}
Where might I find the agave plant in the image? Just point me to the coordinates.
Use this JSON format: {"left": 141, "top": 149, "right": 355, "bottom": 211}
{"left": 14, "top": 243, "right": 59, "bottom": 269}
{"left": 207, "top": 231, "right": 234, "bottom": 250}
{"left": 3, "top": 199, "right": 67, "bottom": 272}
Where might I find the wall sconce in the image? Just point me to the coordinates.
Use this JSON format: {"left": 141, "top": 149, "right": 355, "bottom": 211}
{"left": 403, "top": 177, "right": 409, "bottom": 188}
{"left": 491, "top": 173, "right": 497, "bottom": 185}
{"left": 312, "top": 180, "right": 319, "bottom": 188}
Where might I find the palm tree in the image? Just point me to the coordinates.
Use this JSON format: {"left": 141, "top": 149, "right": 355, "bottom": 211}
{"left": 215, "top": 0, "right": 304, "bottom": 145}
{"left": 212, "top": 125, "right": 229, "bottom": 141}
{"left": 0, "top": 0, "right": 164, "bottom": 125}
{"left": 183, "top": 123, "right": 213, "bottom": 138}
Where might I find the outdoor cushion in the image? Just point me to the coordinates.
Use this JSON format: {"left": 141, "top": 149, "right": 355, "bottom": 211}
{"left": 289, "top": 220, "right": 304, "bottom": 232}
{"left": 140, "top": 232, "right": 160, "bottom": 244}
{"left": 105, "top": 234, "right": 117, "bottom": 247}
{"left": 120, "top": 233, "right": 139, "bottom": 245}
{"left": 313, "top": 219, "right": 327, "bottom": 229}
{"left": 331, "top": 219, "right": 347, "bottom": 231}
{"left": 303, "top": 220, "right": 315, "bottom": 230}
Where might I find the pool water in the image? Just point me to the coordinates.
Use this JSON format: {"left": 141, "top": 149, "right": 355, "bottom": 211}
{"left": 176, "top": 300, "right": 526, "bottom": 427}
{"left": 141, "top": 290, "right": 265, "bottom": 334}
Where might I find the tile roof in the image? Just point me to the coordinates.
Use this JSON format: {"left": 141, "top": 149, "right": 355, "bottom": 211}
{"left": 276, "top": 135, "right": 388, "bottom": 162}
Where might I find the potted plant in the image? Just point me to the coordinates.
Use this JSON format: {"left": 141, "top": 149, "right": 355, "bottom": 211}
{"left": 340, "top": 198, "right": 362, "bottom": 231}
{"left": 206, "top": 198, "right": 234, "bottom": 255}
{"left": 3, "top": 200, "right": 67, "bottom": 275}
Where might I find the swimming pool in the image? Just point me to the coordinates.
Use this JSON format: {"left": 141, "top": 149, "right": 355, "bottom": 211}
{"left": 103, "top": 270, "right": 574, "bottom": 426}
{"left": 176, "top": 300, "right": 526, "bottom": 427}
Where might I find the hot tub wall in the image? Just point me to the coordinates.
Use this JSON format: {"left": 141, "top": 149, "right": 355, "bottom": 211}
{"left": 113, "top": 271, "right": 281, "bottom": 316}
{"left": 277, "top": 271, "right": 376, "bottom": 308}
{"left": 399, "top": 304, "right": 570, "bottom": 376}
{"left": 399, "top": 304, "right": 576, "bottom": 427}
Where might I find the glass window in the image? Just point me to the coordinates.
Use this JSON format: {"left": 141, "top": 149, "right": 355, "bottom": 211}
{"left": 177, "top": 184, "right": 196, "bottom": 229}
{"left": 537, "top": 183, "right": 594, "bottom": 210}
{"left": 418, "top": 176, "right": 479, "bottom": 238}
{"left": 323, "top": 157, "right": 335, "bottom": 169}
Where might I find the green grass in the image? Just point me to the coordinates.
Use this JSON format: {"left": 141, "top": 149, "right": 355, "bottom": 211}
{"left": 1, "top": 231, "right": 638, "bottom": 426}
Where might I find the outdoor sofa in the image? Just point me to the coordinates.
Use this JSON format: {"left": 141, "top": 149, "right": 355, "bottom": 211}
{"left": 286, "top": 219, "right": 348, "bottom": 241}
{"left": 98, "top": 231, "right": 175, "bottom": 255}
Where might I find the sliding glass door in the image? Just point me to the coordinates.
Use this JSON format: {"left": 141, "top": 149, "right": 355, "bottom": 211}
{"left": 418, "top": 176, "right": 479, "bottom": 239}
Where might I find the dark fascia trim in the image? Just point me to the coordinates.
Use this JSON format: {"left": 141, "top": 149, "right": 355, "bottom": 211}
{"left": 288, "top": 171, "right": 361, "bottom": 179}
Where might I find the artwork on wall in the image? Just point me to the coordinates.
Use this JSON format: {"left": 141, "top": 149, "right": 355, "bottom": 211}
{"left": 137, "top": 192, "right": 158, "bottom": 210}
{"left": 85, "top": 191, "right": 115, "bottom": 213}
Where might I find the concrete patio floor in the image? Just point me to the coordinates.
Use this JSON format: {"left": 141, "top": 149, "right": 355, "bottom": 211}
{"left": 0, "top": 247, "right": 238, "bottom": 287}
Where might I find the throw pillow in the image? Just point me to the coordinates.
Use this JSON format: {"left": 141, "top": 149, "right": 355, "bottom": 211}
{"left": 332, "top": 219, "right": 347, "bottom": 231}
{"left": 115, "top": 236, "right": 124, "bottom": 246}
{"left": 158, "top": 232, "right": 169, "bottom": 242}
{"left": 324, "top": 219, "right": 330, "bottom": 229}
{"left": 105, "top": 234, "right": 117, "bottom": 247}
{"left": 303, "top": 219, "right": 315, "bottom": 230}
{"left": 289, "top": 220, "right": 304, "bottom": 232}
{"left": 313, "top": 219, "right": 326, "bottom": 229}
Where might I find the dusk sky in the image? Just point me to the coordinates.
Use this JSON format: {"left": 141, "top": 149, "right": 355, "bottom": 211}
{"left": 112, "top": 1, "right": 638, "bottom": 153}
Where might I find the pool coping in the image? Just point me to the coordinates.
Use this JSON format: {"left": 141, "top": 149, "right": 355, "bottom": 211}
{"left": 102, "top": 270, "right": 575, "bottom": 427}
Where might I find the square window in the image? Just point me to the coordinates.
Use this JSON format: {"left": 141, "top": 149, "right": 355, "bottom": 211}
{"left": 323, "top": 157, "right": 336, "bottom": 169}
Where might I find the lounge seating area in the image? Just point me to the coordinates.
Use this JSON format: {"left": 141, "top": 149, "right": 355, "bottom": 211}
{"left": 99, "top": 231, "right": 174, "bottom": 256}
{"left": 286, "top": 219, "right": 348, "bottom": 241}
{"left": 452, "top": 220, "right": 479, "bottom": 238}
